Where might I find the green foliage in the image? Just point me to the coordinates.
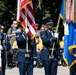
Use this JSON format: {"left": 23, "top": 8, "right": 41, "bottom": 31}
{"left": 0, "top": 0, "right": 17, "bottom": 32}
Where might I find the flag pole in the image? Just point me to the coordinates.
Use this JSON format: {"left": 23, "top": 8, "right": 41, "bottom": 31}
{"left": 50, "top": 15, "right": 60, "bottom": 59}
{"left": 16, "top": 0, "right": 20, "bottom": 21}
{"left": 25, "top": 13, "right": 29, "bottom": 53}
{"left": 25, "top": 13, "right": 30, "bottom": 58}
{"left": 56, "top": 15, "right": 61, "bottom": 32}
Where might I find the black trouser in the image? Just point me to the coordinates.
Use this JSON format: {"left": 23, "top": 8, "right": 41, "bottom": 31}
{"left": 18, "top": 62, "right": 33, "bottom": 75}
{"left": 7, "top": 51, "right": 13, "bottom": 67}
{"left": 0, "top": 71, "right": 3, "bottom": 75}
{"left": 70, "top": 64, "right": 76, "bottom": 75}
{"left": 43, "top": 59, "right": 58, "bottom": 75}
{"left": 1, "top": 52, "right": 6, "bottom": 75}
{"left": 2, "top": 64, "right": 6, "bottom": 75}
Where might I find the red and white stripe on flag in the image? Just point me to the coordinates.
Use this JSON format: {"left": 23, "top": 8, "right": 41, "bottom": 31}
{"left": 65, "top": 0, "right": 74, "bottom": 22}
{"left": 17, "top": 0, "right": 36, "bottom": 39}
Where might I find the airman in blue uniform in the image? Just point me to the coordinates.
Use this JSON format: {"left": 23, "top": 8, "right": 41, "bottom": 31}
{"left": 40, "top": 19, "right": 60, "bottom": 75}
{"left": 0, "top": 25, "right": 10, "bottom": 75}
{"left": 15, "top": 28, "right": 37, "bottom": 75}
{"left": 70, "top": 63, "right": 76, "bottom": 75}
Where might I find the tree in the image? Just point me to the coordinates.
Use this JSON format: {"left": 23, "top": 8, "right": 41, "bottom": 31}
{"left": 33, "top": 0, "right": 62, "bottom": 28}
{"left": 0, "top": 0, "right": 17, "bottom": 32}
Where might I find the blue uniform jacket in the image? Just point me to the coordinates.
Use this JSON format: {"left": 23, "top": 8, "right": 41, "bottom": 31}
{"left": 0, "top": 33, "right": 10, "bottom": 65}
{"left": 1, "top": 33, "right": 11, "bottom": 51}
{"left": 15, "top": 32, "right": 37, "bottom": 63}
{"left": 40, "top": 30, "right": 60, "bottom": 61}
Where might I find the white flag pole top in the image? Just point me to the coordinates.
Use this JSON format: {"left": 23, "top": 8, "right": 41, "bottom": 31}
{"left": 17, "top": 0, "right": 20, "bottom": 20}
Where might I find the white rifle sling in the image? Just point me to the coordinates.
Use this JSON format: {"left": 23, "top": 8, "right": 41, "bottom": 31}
{"left": 26, "top": 37, "right": 28, "bottom": 52}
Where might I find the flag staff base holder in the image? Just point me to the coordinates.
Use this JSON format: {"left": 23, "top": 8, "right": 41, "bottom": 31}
{"left": 49, "top": 55, "right": 54, "bottom": 59}
{"left": 25, "top": 53, "right": 30, "bottom": 58}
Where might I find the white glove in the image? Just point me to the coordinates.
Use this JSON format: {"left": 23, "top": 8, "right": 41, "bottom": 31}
{"left": 54, "top": 32, "right": 59, "bottom": 38}
{"left": 0, "top": 45, "right": 3, "bottom": 50}
{"left": 33, "top": 61, "right": 36, "bottom": 65}
{"left": 25, "top": 28, "right": 29, "bottom": 34}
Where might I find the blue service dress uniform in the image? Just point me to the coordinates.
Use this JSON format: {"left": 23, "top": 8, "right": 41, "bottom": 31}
{"left": 40, "top": 29, "right": 60, "bottom": 75}
{"left": 0, "top": 33, "right": 10, "bottom": 75}
{"left": 70, "top": 63, "right": 76, "bottom": 75}
{"left": 15, "top": 32, "right": 36, "bottom": 75}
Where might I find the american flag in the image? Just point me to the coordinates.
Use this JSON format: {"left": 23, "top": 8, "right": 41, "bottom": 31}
{"left": 65, "top": 0, "right": 74, "bottom": 22}
{"left": 17, "top": 0, "right": 36, "bottom": 39}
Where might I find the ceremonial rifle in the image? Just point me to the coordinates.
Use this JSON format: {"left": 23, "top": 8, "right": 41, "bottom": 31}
{"left": 49, "top": 16, "right": 60, "bottom": 59}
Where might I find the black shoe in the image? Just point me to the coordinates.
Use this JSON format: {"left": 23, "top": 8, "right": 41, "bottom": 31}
{"left": 37, "top": 63, "right": 43, "bottom": 68}
{"left": 62, "top": 62, "right": 67, "bottom": 67}
{"left": 12, "top": 64, "right": 16, "bottom": 67}
{"left": 8, "top": 63, "right": 12, "bottom": 67}
{"left": 33, "top": 64, "right": 37, "bottom": 68}
{"left": 8, "top": 63, "right": 15, "bottom": 68}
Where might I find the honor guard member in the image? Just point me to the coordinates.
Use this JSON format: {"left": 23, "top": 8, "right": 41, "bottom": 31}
{"left": 15, "top": 27, "right": 37, "bottom": 75}
{"left": 70, "top": 63, "right": 76, "bottom": 75}
{"left": 0, "top": 25, "right": 10, "bottom": 75}
{"left": 40, "top": 19, "right": 60, "bottom": 75}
